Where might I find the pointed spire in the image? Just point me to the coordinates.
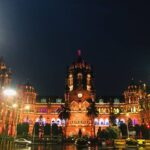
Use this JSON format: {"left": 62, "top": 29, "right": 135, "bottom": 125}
{"left": 77, "top": 49, "right": 81, "bottom": 57}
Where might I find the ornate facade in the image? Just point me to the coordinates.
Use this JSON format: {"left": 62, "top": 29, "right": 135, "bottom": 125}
{"left": 0, "top": 51, "right": 150, "bottom": 137}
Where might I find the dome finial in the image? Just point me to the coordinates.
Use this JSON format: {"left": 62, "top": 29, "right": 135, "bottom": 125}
{"left": 77, "top": 49, "right": 81, "bottom": 57}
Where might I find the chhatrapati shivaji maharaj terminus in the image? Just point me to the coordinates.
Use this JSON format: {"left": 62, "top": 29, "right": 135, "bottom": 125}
{"left": 0, "top": 50, "right": 149, "bottom": 137}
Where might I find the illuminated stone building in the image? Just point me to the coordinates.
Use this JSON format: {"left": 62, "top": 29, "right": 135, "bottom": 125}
{"left": 0, "top": 51, "right": 150, "bottom": 137}
{"left": 0, "top": 57, "right": 17, "bottom": 135}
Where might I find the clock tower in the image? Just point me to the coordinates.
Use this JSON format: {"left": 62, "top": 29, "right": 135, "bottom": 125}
{"left": 65, "top": 50, "right": 96, "bottom": 136}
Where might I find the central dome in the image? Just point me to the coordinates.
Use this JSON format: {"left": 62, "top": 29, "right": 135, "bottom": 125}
{"left": 65, "top": 50, "right": 95, "bottom": 92}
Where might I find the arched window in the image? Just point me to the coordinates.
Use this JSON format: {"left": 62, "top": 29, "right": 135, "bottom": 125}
{"left": 87, "top": 74, "right": 91, "bottom": 85}
{"left": 56, "top": 119, "right": 61, "bottom": 125}
{"left": 116, "top": 119, "right": 119, "bottom": 125}
{"left": 68, "top": 74, "right": 73, "bottom": 91}
{"left": 120, "top": 118, "right": 125, "bottom": 123}
{"left": 77, "top": 73, "right": 83, "bottom": 79}
{"left": 99, "top": 119, "right": 104, "bottom": 126}
{"left": 94, "top": 118, "right": 99, "bottom": 125}
{"left": 105, "top": 119, "right": 109, "bottom": 125}
{"left": 51, "top": 118, "right": 55, "bottom": 124}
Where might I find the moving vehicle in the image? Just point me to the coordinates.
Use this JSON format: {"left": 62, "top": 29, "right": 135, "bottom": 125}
{"left": 14, "top": 138, "right": 32, "bottom": 146}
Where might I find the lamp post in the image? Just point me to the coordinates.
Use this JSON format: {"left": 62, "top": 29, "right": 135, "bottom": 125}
{"left": 3, "top": 88, "right": 17, "bottom": 136}
{"left": 126, "top": 113, "right": 129, "bottom": 138}
{"left": 12, "top": 104, "right": 19, "bottom": 139}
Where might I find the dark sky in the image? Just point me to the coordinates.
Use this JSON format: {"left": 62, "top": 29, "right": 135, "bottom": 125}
{"left": 0, "top": 1, "right": 150, "bottom": 96}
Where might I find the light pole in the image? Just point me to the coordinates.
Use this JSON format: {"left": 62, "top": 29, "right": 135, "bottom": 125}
{"left": 12, "top": 104, "right": 19, "bottom": 139}
{"left": 126, "top": 113, "right": 129, "bottom": 139}
{"left": 3, "top": 88, "right": 17, "bottom": 137}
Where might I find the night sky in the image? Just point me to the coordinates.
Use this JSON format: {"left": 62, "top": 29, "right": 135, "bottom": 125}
{"left": 0, "top": 1, "right": 150, "bottom": 96}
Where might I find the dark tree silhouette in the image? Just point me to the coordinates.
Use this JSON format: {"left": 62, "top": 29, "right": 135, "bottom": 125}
{"left": 87, "top": 99, "right": 98, "bottom": 137}
{"left": 57, "top": 103, "right": 71, "bottom": 137}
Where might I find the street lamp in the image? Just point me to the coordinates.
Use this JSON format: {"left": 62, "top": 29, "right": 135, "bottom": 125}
{"left": 126, "top": 113, "right": 129, "bottom": 139}
{"left": 3, "top": 89, "right": 17, "bottom": 97}
{"left": 25, "top": 105, "right": 30, "bottom": 111}
{"left": 3, "top": 88, "right": 17, "bottom": 137}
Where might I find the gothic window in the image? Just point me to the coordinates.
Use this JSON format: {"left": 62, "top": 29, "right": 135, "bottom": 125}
{"left": 99, "top": 118, "right": 104, "bottom": 125}
{"left": 87, "top": 74, "right": 91, "bottom": 85}
{"left": 68, "top": 74, "right": 73, "bottom": 91}
{"left": 105, "top": 119, "right": 109, "bottom": 125}
{"left": 94, "top": 118, "right": 99, "bottom": 125}
{"left": 51, "top": 118, "right": 55, "bottom": 124}
{"left": 70, "top": 101, "right": 78, "bottom": 111}
{"left": 77, "top": 73, "right": 83, "bottom": 79}
{"left": 87, "top": 85, "right": 91, "bottom": 91}
{"left": 69, "top": 74, "right": 73, "bottom": 85}
{"left": 56, "top": 119, "right": 61, "bottom": 125}
{"left": 82, "top": 101, "right": 89, "bottom": 110}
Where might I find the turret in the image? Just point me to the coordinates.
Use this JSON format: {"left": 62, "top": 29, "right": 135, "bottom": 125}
{"left": 65, "top": 50, "right": 95, "bottom": 93}
{"left": 124, "top": 79, "right": 147, "bottom": 104}
{"left": 0, "top": 57, "right": 11, "bottom": 90}
{"left": 65, "top": 50, "right": 96, "bottom": 107}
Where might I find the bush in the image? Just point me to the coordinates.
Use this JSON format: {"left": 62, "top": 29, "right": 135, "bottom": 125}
{"left": 126, "top": 138, "right": 137, "bottom": 145}
{"left": 98, "top": 127, "right": 119, "bottom": 140}
{"left": 75, "top": 137, "right": 87, "bottom": 145}
{"left": 106, "top": 127, "right": 119, "bottom": 139}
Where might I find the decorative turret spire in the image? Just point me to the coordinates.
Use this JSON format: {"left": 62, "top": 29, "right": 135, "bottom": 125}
{"left": 66, "top": 50, "right": 95, "bottom": 92}
{"left": 77, "top": 49, "right": 81, "bottom": 57}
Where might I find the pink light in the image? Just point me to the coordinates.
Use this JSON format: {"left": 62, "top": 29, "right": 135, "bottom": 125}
{"left": 77, "top": 49, "right": 81, "bottom": 56}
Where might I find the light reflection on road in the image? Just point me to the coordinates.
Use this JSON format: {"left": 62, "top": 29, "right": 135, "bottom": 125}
{"left": 10, "top": 144, "right": 150, "bottom": 150}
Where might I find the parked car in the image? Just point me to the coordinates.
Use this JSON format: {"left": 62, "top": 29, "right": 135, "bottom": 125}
{"left": 14, "top": 138, "right": 32, "bottom": 146}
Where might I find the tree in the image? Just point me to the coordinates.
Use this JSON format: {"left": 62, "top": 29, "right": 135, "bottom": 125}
{"left": 52, "top": 123, "right": 58, "bottom": 136}
{"left": 109, "top": 113, "right": 118, "bottom": 126}
{"left": 134, "top": 124, "right": 140, "bottom": 138}
{"left": 57, "top": 103, "right": 71, "bottom": 137}
{"left": 128, "top": 118, "right": 133, "bottom": 130}
{"left": 58, "top": 126, "right": 63, "bottom": 136}
{"left": 106, "top": 127, "right": 119, "bottom": 139}
{"left": 87, "top": 99, "right": 99, "bottom": 137}
{"left": 17, "top": 123, "right": 29, "bottom": 137}
{"left": 33, "top": 122, "right": 39, "bottom": 136}
{"left": 22, "top": 122, "right": 29, "bottom": 136}
{"left": 109, "top": 99, "right": 120, "bottom": 126}
{"left": 139, "top": 98, "right": 150, "bottom": 125}
{"left": 44, "top": 123, "right": 51, "bottom": 136}
{"left": 97, "top": 127, "right": 101, "bottom": 137}
{"left": 119, "top": 123, "right": 127, "bottom": 138}
{"left": 17, "top": 123, "right": 22, "bottom": 136}
{"left": 99, "top": 129, "right": 109, "bottom": 140}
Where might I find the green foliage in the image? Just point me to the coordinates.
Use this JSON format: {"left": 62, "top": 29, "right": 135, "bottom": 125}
{"left": 106, "top": 127, "right": 119, "bottom": 139}
{"left": 109, "top": 113, "right": 117, "bottom": 126}
{"left": 52, "top": 123, "right": 58, "bottom": 136}
{"left": 87, "top": 100, "right": 98, "bottom": 118}
{"left": 44, "top": 123, "right": 51, "bottom": 136}
{"left": 99, "top": 129, "right": 109, "bottom": 140}
{"left": 17, "top": 122, "right": 29, "bottom": 137}
{"left": 87, "top": 99, "right": 98, "bottom": 137}
{"left": 98, "top": 127, "right": 119, "bottom": 140}
{"left": 17, "top": 123, "right": 22, "bottom": 136}
{"left": 119, "top": 123, "right": 127, "bottom": 137}
{"left": 34, "top": 122, "right": 39, "bottom": 136}
{"left": 75, "top": 137, "right": 88, "bottom": 145}
{"left": 57, "top": 103, "right": 71, "bottom": 121}
{"left": 58, "top": 126, "right": 63, "bottom": 135}
{"left": 126, "top": 138, "right": 137, "bottom": 145}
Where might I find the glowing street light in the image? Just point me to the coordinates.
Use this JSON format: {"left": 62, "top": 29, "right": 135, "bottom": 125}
{"left": 3, "top": 88, "right": 17, "bottom": 97}
{"left": 12, "top": 103, "right": 18, "bottom": 108}
{"left": 25, "top": 105, "right": 30, "bottom": 110}
{"left": 3, "top": 88, "right": 18, "bottom": 138}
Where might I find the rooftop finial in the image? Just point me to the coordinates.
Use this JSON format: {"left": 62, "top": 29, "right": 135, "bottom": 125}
{"left": 77, "top": 49, "right": 81, "bottom": 57}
